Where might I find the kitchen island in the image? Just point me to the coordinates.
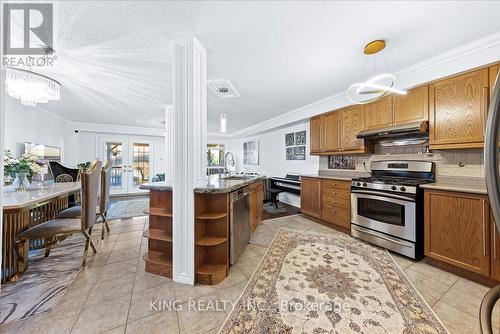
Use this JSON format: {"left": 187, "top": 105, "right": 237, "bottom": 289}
{"left": 140, "top": 175, "right": 265, "bottom": 284}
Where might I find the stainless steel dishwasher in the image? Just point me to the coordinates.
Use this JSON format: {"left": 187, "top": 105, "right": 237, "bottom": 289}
{"left": 229, "top": 186, "right": 250, "bottom": 264}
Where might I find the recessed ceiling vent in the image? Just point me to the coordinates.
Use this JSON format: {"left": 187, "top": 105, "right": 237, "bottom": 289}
{"left": 207, "top": 79, "right": 240, "bottom": 99}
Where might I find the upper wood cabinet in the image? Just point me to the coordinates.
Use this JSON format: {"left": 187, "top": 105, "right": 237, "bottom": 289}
{"left": 491, "top": 64, "right": 500, "bottom": 96}
{"left": 429, "top": 69, "right": 488, "bottom": 149}
{"left": 424, "top": 190, "right": 490, "bottom": 276}
{"left": 310, "top": 115, "right": 323, "bottom": 153}
{"left": 300, "top": 177, "right": 322, "bottom": 219}
{"left": 392, "top": 86, "right": 429, "bottom": 125}
{"left": 323, "top": 112, "right": 341, "bottom": 151}
{"left": 340, "top": 105, "right": 365, "bottom": 151}
{"left": 364, "top": 96, "right": 392, "bottom": 130}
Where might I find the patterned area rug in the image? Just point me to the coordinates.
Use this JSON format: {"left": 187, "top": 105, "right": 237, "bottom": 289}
{"left": 0, "top": 235, "right": 88, "bottom": 325}
{"left": 107, "top": 198, "right": 149, "bottom": 220}
{"left": 220, "top": 229, "right": 448, "bottom": 333}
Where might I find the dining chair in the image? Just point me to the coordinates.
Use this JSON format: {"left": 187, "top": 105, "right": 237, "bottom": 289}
{"left": 55, "top": 160, "right": 112, "bottom": 239}
{"left": 15, "top": 160, "right": 102, "bottom": 271}
{"left": 48, "top": 161, "right": 80, "bottom": 182}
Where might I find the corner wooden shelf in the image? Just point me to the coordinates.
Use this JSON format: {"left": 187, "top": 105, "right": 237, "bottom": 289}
{"left": 143, "top": 207, "right": 173, "bottom": 218}
{"left": 195, "top": 263, "right": 227, "bottom": 285}
{"left": 143, "top": 251, "right": 172, "bottom": 277}
{"left": 195, "top": 236, "right": 227, "bottom": 246}
{"left": 196, "top": 212, "right": 227, "bottom": 220}
{"left": 143, "top": 229, "right": 172, "bottom": 242}
{"left": 194, "top": 192, "right": 229, "bottom": 285}
{"left": 143, "top": 189, "right": 173, "bottom": 278}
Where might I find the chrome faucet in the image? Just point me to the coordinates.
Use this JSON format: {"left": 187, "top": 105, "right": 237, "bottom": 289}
{"left": 224, "top": 151, "right": 235, "bottom": 176}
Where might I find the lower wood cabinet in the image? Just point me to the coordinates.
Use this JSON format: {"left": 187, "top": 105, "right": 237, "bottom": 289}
{"left": 249, "top": 180, "right": 264, "bottom": 232}
{"left": 300, "top": 177, "right": 322, "bottom": 219}
{"left": 424, "top": 190, "right": 491, "bottom": 277}
{"left": 301, "top": 177, "right": 351, "bottom": 231}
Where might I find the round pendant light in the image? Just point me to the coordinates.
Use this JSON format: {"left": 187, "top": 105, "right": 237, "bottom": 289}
{"left": 347, "top": 40, "right": 406, "bottom": 105}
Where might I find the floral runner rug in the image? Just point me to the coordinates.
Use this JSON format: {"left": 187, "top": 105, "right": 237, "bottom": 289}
{"left": 220, "top": 229, "right": 448, "bottom": 333}
{"left": 0, "top": 234, "right": 89, "bottom": 325}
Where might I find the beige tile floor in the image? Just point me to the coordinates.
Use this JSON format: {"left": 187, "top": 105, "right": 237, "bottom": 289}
{"left": 1, "top": 215, "right": 498, "bottom": 334}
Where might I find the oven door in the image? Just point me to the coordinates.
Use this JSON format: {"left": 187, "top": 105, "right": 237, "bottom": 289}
{"left": 351, "top": 190, "right": 416, "bottom": 242}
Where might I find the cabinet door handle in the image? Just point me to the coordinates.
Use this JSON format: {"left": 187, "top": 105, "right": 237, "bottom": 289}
{"left": 484, "top": 86, "right": 489, "bottom": 111}
{"left": 482, "top": 200, "right": 486, "bottom": 256}
{"left": 494, "top": 225, "right": 498, "bottom": 260}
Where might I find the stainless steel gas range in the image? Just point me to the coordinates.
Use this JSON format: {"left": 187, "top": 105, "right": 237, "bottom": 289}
{"left": 350, "top": 160, "right": 435, "bottom": 259}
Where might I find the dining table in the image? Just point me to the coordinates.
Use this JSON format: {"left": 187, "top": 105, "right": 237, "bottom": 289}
{"left": 1, "top": 182, "right": 81, "bottom": 283}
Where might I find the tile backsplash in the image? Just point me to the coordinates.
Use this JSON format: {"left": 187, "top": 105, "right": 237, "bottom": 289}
{"left": 319, "top": 143, "right": 485, "bottom": 177}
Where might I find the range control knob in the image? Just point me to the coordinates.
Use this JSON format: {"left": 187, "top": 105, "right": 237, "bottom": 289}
{"left": 362, "top": 183, "right": 367, "bottom": 187}
{"left": 400, "top": 186, "right": 406, "bottom": 192}
{"left": 356, "top": 182, "right": 361, "bottom": 186}
{"left": 391, "top": 185, "right": 397, "bottom": 191}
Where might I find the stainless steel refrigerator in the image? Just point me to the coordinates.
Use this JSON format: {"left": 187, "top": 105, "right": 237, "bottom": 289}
{"left": 481, "top": 71, "right": 500, "bottom": 333}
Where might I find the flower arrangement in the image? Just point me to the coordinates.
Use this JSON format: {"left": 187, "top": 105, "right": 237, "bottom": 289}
{"left": 4, "top": 150, "right": 45, "bottom": 180}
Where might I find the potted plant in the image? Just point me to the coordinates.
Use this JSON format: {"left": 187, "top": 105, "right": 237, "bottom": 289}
{"left": 4, "top": 150, "right": 45, "bottom": 191}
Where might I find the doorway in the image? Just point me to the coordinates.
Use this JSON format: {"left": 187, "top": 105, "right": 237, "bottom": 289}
{"left": 98, "top": 136, "right": 154, "bottom": 194}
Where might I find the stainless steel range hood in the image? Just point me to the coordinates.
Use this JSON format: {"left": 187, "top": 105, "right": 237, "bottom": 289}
{"left": 356, "top": 121, "right": 428, "bottom": 140}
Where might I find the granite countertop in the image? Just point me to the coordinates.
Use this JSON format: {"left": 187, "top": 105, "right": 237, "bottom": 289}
{"left": 302, "top": 171, "right": 370, "bottom": 181}
{"left": 194, "top": 175, "right": 265, "bottom": 194}
{"left": 3, "top": 182, "right": 81, "bottom": 209}
{"left": 420, "top": 176, "right": 487, "bottom": 195}
{"left": 139, "top": 181, "right": 172, "bottom": 191}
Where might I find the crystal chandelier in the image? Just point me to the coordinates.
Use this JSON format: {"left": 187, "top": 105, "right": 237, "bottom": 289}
{"left": 347, "top": 40, "right": 406, "bottom": 105}
{"left": 5, "top": 67, "right": 61, "bottom": 107}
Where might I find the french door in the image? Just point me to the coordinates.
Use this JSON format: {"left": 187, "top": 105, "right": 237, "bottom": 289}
{"left": 98, "top": 137, "right": 154, "bottom": 194}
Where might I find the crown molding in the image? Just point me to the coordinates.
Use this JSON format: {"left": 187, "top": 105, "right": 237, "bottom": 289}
{"left": 230, "top": 30, "right": 500, "bottom": 139}
{"left": 68, "top": 121, "right": 165, "bottom": 137}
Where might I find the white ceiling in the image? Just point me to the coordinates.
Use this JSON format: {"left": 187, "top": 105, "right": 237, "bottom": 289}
{"left": 10, "top": 1, "right": 500, "bottom": 133}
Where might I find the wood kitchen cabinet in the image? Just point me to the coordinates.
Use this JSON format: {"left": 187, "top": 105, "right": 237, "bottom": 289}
{"left": 300, "top": 177, "right": 322, "bottom": 219}
{"left": 340, "top": 105, "right": 365, "bottom": 152}
{"left": 323, "top": 112, "right": 341, "bottom": 151}
{"left": 392, "top": 86, "right": 429, "bottom": 125}
{"left": 364, "top": 96, "right": 392, "bottom": 130}
{"left": 249, "top": 181, "right": 264, "bottom": 232}
{"left": 321, "top": 179, "right": 351, "bottom": 230}
{"left": 429, "top": 68, "right": 489, "bottom": 149}
{"left": 491, "top": 213, "right": 500, "bottom": 281}
{"left": 424, "top": 190, "right": 490, "bottom": 276}
{"left": 310, "top": 115, "right": 323, "bottom": 154}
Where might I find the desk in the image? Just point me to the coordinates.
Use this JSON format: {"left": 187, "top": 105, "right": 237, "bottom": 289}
{"left": 2, "top": 182, "right": 80, "bottom": 283}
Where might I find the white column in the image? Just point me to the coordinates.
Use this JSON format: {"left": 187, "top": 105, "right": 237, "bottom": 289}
{"left": 164, "top": 105, "right": 173, "bottom": 184}
{"left": 172, "top": 36, "right": 207, "bottom": 285}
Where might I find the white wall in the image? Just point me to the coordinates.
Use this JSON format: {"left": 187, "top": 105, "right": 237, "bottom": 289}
{"left": 66, "top": 126, "right": 166, "bottom": 177}
{"left": 4, "top": 99, "right": 68, "bottom": 161}
{"left": 228, "top": 120, "right": 319, "bottom": 207}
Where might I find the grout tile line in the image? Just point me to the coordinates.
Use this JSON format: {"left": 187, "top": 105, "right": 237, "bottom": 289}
{"left": 431, "top": 276, "right": 460, "bottom": 308}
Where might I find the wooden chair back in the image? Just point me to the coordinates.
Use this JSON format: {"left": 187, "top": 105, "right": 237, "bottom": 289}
{"left": 100, "top": 160, "right": 112, "bottom": 214}
{"left": 48, "top": 161, "right": 80, "bottom": 182}
{"left": 80, "top": 160, "right": 102, "bottom": 230}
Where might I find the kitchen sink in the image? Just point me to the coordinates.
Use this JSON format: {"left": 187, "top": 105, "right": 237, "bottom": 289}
{"left": 221, "top": 176, "right": 255, "bottom": 180}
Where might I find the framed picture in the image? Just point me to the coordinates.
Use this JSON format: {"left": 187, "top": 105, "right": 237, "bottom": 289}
{"left": 294, "top": 146, "right": 306, "bottom": 160}
{"left": 295, "top": 130, "right": 306, "bottom": 145}
{"left": 243, "top": 140, "right": 259, "bottom": 165}
{"left": 286, "top": 147, "right": 295, "bottom": 160}
{"left": 285, "top": 133, "right": 295, "bottom": 146}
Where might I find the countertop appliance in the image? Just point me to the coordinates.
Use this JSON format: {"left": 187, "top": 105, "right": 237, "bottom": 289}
{"left": 229, "top": 185, "right": 250, "bottom": 264}
{"left": 350, "top": 160, "right": 435, "bottom": 259}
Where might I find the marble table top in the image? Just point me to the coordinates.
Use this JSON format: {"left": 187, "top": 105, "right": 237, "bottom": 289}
{"left": 3, "top": 182, "right": 81, "bottom": 210}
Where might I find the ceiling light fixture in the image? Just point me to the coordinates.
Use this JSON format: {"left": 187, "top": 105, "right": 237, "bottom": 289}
{"left": 347, "top": 40, "right": 406, "bottom": 105}
{"left": 220, "top": 113, "right": 227, "bottom": 133}
{"left": 5, "top": 67, "right": 61, "bottom": 107}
